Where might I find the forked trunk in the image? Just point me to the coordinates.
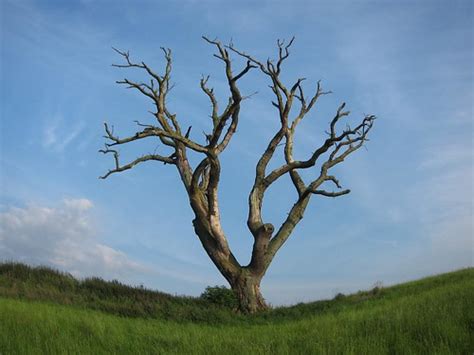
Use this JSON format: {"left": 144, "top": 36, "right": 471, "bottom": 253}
{"left": 231, "top": 270, "right": 267, "bottom": 314}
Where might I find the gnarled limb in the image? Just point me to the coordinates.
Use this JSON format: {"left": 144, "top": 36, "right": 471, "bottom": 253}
{"left": 99, "top": 147, "right": 175, "bottom": 179}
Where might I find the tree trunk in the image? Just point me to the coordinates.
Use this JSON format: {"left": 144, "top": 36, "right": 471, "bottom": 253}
{"left": 231, "top": 269, "right": 267, "bottom": 314}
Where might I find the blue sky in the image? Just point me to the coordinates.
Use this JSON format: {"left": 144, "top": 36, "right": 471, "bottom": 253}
{"left": 0, "top": 0, "right": 472, "bottom": 305}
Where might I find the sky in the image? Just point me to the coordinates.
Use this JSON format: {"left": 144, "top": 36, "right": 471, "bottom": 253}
{"left": 0, "top": 0, "right": 472, "bottom": 305}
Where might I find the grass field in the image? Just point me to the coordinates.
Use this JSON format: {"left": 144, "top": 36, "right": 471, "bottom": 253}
{"left": 0, "top": 263, "right": 473, "bottom": 354}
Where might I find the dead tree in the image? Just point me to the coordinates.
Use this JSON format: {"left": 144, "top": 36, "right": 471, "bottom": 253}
{"left": 100, "top": 37, "right": 376, "bottom": 314}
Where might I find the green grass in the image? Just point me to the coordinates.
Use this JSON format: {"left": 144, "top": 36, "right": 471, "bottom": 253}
{"left": 0, "top": 262, "right": 236, "bottom": 323}
{"left": 0, "top": 263, "right": 473, "bottom": 354}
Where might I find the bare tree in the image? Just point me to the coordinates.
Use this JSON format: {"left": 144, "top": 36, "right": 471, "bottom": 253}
{"left": 100, "top": 37, "right": 376, "bottom": 314}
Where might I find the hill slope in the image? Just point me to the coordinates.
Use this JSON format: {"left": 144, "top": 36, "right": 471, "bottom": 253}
{"left": 0, "top": 263, "right": 473, "bottom": 354}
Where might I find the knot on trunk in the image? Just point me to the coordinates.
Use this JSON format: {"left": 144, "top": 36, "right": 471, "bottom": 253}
{"left": 260, "top": 223, "right": 274, "bottom": 237}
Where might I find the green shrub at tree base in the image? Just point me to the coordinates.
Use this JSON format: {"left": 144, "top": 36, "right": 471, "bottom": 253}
{"left": 200, "top": 285, "right": 239, "bottom": 309}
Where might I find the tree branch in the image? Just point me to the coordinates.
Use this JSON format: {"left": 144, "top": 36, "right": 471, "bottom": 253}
{"left": 99, "top": 147, "right": 175, "bottom": 179}
{"left": 200, "top": 75, "right": 219, "bottom": 128}
{"left": 263, "top": 113, "right": 376, "bottom": 187}
{"left": 102, "top": 122, "right": 208, "bottom": 154}
{"left": 201, "top": 37, "right": 256, "bottom": 153}
{"left": 310, "top": 189, "right": 351, "bottom": 197}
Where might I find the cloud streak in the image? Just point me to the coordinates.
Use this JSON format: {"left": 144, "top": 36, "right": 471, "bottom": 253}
{"left": 42, "top": 113, "right": 85, "bottom": 153}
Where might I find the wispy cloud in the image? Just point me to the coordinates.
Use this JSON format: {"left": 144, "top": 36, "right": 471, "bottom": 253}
{"left": 42, "top": 113, "right": 85, "bottom": 153}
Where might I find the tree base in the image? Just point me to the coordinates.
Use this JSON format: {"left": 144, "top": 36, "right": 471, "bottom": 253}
{"left": 232, "top": 271, "right": 267, "bottom": 314}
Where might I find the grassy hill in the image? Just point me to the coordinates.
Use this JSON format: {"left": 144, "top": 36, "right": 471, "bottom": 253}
{"left": 0, "top": 262, "right": 473, "bottom": 354}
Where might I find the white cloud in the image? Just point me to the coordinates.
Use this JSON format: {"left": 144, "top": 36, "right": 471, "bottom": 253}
{"left": 0, "top": 198, "right": 146, "bottom": 280}
{"left": 63, "top": 198, "right": 93, "bottom": 211}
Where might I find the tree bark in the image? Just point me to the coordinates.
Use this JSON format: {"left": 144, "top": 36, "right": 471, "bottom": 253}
{"left": 192, "top": 210, "right": 266, "bottom": 313}
{"left": 231, "top": 269, "right": 267, "bottom": 314}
